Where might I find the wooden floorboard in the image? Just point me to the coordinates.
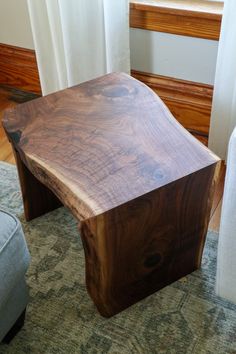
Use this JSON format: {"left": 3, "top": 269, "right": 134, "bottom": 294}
{"left": 0, "top": 85, "right": 224, "bottom": 231}
{"left": 0, "top": 85, "right": 39, "bottom": 164}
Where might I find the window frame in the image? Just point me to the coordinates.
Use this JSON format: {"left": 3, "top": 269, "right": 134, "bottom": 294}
{"left": 130, "top": 0, "right": 223, "bottom": 40}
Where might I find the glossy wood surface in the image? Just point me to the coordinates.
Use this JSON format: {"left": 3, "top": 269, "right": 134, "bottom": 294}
{"left": 0, "top": 44, "right": 41, "bottom": 95}
{"left": 81, "top": 163, "right": 218, "bottom": 316}
{"left": 130, "top": 0, "right": 222, "bottom": 40}
{"left": 3, "top": 73, "right": 220, "bottom": 316}
{"left": 3, "top": 73, "right": 219, "bottom": 219}
{"left": 0, "top": 84, "right": 223, "bottom": 230}
{"left": 132, "top": 70, "right": 213, "bottom": 137}
{"left": 14, "top": 148, "right": 62, "bottom": 221}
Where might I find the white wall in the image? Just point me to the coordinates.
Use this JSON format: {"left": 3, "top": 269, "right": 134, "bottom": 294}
{"left": 0, "top": 0, "right": 34, "bottom": 49}
{"left": 130, "top": 28, "right": 219, "bottom": 85}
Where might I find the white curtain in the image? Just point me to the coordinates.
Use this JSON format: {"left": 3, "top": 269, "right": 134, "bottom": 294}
{"left": 216, "top": 127, "right": 236, "bottom": 304}
{"left": 209, "top": 0, "right": 236, "bottom": 160}
{"left": 27, "top": 0, "right": 130, "bottom": 95}
{"left": 209, "top": 0, "right": 236, "bottom": 304}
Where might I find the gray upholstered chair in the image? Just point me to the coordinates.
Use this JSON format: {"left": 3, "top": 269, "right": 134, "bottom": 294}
{"left": 0, "top": 209, "right": 30, "bottom": 343}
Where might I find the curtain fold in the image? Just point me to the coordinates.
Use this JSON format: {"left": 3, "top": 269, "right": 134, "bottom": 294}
{"left": 209, "top": 0, "right": 236, "bottom": 304}
{"left": 209, "top": 0, "right": 236, "bottom": 160}
{"left": 216, "top": 127, "right": 236, "bottom": 304}
{"left": 27, "top": 0, "right": 130, "bottom": 95}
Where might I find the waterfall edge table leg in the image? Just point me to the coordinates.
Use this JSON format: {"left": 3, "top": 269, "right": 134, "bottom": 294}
{"left": 14, "top": 149, "right": 62, "bottom": 221}
{"left": 80, "top": 164, "right": 219, "bottom": 317}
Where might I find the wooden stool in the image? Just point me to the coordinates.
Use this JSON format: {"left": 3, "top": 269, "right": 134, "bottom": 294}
{"left": 3, "top": 73, "right": 220, "bottom": 317}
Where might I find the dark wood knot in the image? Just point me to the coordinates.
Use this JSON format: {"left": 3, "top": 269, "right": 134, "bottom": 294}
{"left": 8, "top": 130, "right": 22, "bottom": 144}
{"left": 144, "top": 253, "right": 162, "bottom": 268}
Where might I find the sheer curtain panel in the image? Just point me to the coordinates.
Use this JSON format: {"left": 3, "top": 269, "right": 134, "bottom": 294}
{"left": 27, "top": 0, "right": 130, "bottom": 95}
{"left": 216, "top": 127, "right": 236, "bottom": 304}
{"left": 209, "top": 0, "right": 236, "bottom": 160}
{"left": 209, "top": 0, "right": 236, "bottom": 304}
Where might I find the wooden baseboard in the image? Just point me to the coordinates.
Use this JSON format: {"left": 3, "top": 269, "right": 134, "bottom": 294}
{"left": 0, "top": 43, "right": 41, "bottom": 95}
{"left": 130, "top": 1, "right": 222, "bottom": 40}
{"left": 0, "top": 43, "right": 213, "bottom": 139}
{"left": 131, "top": 70, "right": 213, "bottom": 137}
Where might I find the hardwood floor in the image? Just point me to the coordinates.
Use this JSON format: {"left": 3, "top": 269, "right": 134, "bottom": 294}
{"left": 0, "top": 85, "right": 225, "bottom": 231}
{"left": 0, "top": 87, "right": 17, "bottom": 163}
{"left": 0, "top": 85, "right": 39, "bottom": 163}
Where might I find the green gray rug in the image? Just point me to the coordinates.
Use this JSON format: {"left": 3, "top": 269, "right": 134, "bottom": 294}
{"left": 0, "top": 161, "right": 236, "bottom": 354}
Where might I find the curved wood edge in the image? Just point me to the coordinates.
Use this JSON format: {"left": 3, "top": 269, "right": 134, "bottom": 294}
{"left": 131, "top": 70, "right": 213, "bottom": 136}
{"left": 17, "top": 149, "right": 97, "bottom": 221}
{"left": 13, "top": 149, "right": 62, "bottom": 221}
{"left": 2, "top": 73, "right": 220, "bottom": 222}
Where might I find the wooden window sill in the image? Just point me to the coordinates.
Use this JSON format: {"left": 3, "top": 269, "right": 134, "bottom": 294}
{"left": 130, "top": 0, "right": 223, "bottom": 40}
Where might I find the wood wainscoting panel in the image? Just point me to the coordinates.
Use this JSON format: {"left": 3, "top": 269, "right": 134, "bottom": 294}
{"left": 0, "top": 43, "right": 41, "bottom": 94}
{"left": 130, "top": 1, "right": 222, "bottom": 40}
{"left": 131, "top": 70, "right": 213, "bottom": 138}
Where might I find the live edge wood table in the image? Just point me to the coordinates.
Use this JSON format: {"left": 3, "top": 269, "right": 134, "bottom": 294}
{"left": 3, "top": 73, "right": 220, "bottom": 318}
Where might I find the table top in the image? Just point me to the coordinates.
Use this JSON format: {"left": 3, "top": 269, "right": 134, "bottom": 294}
{"left": 3, "top": 73, "right": 219, "bottom": 220}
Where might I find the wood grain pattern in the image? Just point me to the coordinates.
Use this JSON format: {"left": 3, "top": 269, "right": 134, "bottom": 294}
{"left": 14, "top": 148, "right": 62, "bottom": 221}
{"left": 3, "top": 73, "right": 220, "bottom": 316}
{"left": 193, "top": 134, "right": 208, "bottom": 146}
{"left": 132, "top": 70, "right": 213, "bottom": 137}
{"left": 0, "top": 85, "right": 223, "bottom": 231}
{"left": 131, "top": 0, "right": 224, "bottom": 14}
{"left": 81, "top": 164, "right": 218, "bottom": 316}
{"left": 130, "top": 0, "right": 223, "bottom": 40}
{"left": 0, "top": 44, "right": 41, "bottom": 94}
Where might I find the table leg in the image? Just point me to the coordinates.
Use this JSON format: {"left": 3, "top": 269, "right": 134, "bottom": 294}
{"left": 80, "top": 164, "right": 218, "bottom": 317}
{"left": 14, "top": 149, "right": 62, "bottom": 221}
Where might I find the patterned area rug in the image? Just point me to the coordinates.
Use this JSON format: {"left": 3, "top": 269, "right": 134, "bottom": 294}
{"left": 0, "top": 161, "right": 236, "bottom": 354}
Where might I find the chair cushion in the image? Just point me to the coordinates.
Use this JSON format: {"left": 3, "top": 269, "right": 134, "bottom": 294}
{"left": 0, "top": 209, "right": 30, "bottom": 308}
{"left": 0, "top": 210, "right": 18, "bottom": 250}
